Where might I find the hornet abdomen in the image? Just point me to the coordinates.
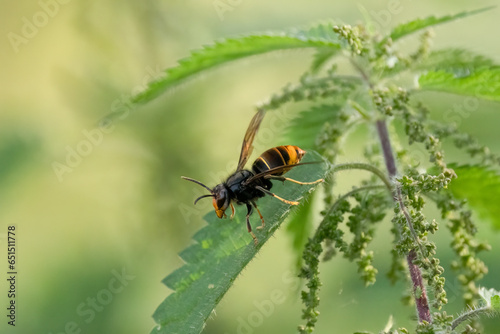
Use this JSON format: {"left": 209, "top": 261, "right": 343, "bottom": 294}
{"left": 252, "top": 145, "right": 306, "bottom": 176}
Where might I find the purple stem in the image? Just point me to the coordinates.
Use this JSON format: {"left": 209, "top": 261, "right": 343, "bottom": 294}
{"left": 407, "top": 250, "right": 432, "bottom": 323}
{"left": 376, "top": 119, "right": 432, "bottom": 323}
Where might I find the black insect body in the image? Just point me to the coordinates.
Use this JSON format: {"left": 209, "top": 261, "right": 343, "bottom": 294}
{"left": 225, "top": 170, "right": 269, "bottom": 205}
{"left": 182, "top": 110, "right": 323, "bottom": 244}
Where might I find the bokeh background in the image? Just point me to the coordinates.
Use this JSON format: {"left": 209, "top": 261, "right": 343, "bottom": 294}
{"left": 1, "top": 1, "right": 500, "bottom": 333}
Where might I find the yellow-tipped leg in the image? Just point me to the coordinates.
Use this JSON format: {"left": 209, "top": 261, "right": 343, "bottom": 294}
{"left": 252, "top": 201, "right": 265, "bottom": 230}
{"left": 265, "top": 175, "right": 325, "bottom": 185}
{"left": 255, "top": 186, "right": 300, "bottom": 205}
{"left": 230, "top": 203, "right": 235, "bottom": 219}
{"left": 246, "top": 203, "right": 259, "bottom": 245}
{"left": 272, "top": 194, "right": 300, "bottom": 205}
{"left": 250, "top": 231, "right": 258, "bottom": 245}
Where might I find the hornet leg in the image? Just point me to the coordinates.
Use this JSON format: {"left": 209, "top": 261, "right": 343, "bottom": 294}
{"left": 251, "top": 200, "right": 265, "bottom": 230}
{"left": 230, "top": 203, "right": 235, "bottom": 219}
{"left": 255, "top": 186, "right": 299, "bottom": 205}
{"left": 264, "top": 175, "right": 324, "bottom": 185}
{"left": 246, "top": 203, "right": 258, "bottom": 245}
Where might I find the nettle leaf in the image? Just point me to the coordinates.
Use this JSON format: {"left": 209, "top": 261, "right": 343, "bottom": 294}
{"left": 310, "top": 47, "right": 338, "bottom": 73}
{"left": 418, "top": 68, "right": 500, "bottom": 101}
{"left": 132, "top": 23, "right": 340, "bottom": 106}
{"left": 493, "top": 295, "right": 500, "bottom": 310}
{"left": 447, "top": 164, "right": 500, "bottom": 230}
{"left": 285, "top": 103, "right": 346, "bottom": 149}
{"left": 415, "top": 48, "right": 496, "bottom": 76}
{"left": 286, "top": 191, "right": 317, "bottom": 269}
{"left": 388, "top": 7, "right": 494, "bottom": 42}
{"left": 152, "top": 152, "right": 328, "bottom": 334}
{"left": 479, "top": 287, "right": 500, "bottom": 310}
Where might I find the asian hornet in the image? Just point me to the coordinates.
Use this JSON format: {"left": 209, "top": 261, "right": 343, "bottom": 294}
{"left": 182, "top": 109, "right": 323, "bottom": 244}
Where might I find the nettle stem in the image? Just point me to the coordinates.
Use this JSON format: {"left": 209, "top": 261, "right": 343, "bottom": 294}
{"left": 375, "top": 119, "right": 432, "bottom": 323}
{"left": 332, "top": 162, "right": 392, "bottom": 190}
{"left": 451, "top": 305, "right": 492, "bottom": 330}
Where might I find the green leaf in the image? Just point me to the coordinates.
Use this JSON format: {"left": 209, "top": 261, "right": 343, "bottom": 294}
{"left": 285, "top": 103, "right": 347, "bottom": 149}
{"left": 447, "top": 164, "right": 500, "bottom": 229}
{"left": 492, "top": 295, "right": 500, "bottom": 310}
{"left": 286, "top": 191, "right": 316, "bottom": 269}
{"left": 151, "top": 152, "right": 328, "bottom": 334}
{"left": 415, "top": 48, "right": 496, "bottom": 76}
{"left": 478, "top": 287, "right": 500, "bottom": 310}
{"left": 418, "top": 68, "right": 500, "bottom": 101}
{"left": 131, "top": 23, "right": 340, "bottom": 106}
{"left": 388, "top": 7, "right": 495, "bottom": 42}
{"left": 310, "top": 47, "right": 338, "bottom": 73}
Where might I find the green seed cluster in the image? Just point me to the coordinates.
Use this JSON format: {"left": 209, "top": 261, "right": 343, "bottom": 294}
{"left": 259, "top": 72, "right": 359, "bottom": 112}
{"left": 333, "top": 24, "right": 369, "bottom": 56}
{"left": 299, "top": 199, "right": 350, "bottom": 334}
{"left": 436, "top": 193, "right": 490, "bottom": 307}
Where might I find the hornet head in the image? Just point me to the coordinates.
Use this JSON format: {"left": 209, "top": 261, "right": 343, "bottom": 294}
{"left": 181, "top": 176, "right": 229, "bottom": 219}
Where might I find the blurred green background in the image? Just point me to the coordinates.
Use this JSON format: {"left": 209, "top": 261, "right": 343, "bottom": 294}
{"left": 1, "top": 1, "right": 500, "bottom": 333}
